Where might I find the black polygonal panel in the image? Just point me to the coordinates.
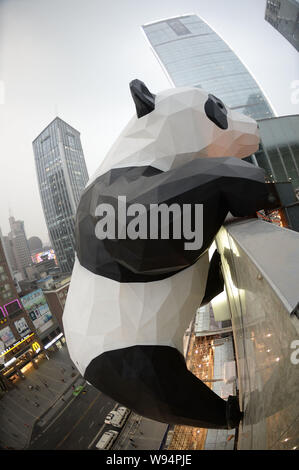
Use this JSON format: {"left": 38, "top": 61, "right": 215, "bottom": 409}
{"left": 84, "top": 345, "right": 242, "bottom": 429}
{"left": 130, "top": 79, "right": 156, "bottom": 119}
{"left": 201, "top": 249, "right": 224, "bottom": 306}
{"left": 204, "top": 94, "right": 228, "bottom": 130}
{"left": 76, "top": 157, "right": 274, "bottom": 283}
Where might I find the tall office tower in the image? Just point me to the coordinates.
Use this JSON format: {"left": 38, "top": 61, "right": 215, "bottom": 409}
{"left": 142, "top": 14, "right": 274, "bottom": 120}
{"left": 265, "top": 0, "right": 299, "bottom": 52}
{"left": 33, "top": 117, "right": 89, "bottom": 273}
{"left": 2, "top": 235, "right": 17, "bottom": 274}
{"left": 6, "top": 216, "right": 32, "bottom": 279}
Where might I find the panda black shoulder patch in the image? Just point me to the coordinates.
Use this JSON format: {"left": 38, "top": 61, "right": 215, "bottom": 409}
{"left": 76, "top": 157, "right": 269, "bottom": 283}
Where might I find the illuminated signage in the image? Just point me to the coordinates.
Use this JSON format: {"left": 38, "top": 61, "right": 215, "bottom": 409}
{"left": 3, "top": 298, "right": 23, "bottom": 317}
{"left": 32, "top": 341, "right": 40, "bottom": 352}
{"left": 0, "top": 306, "right": 8, "bottom": 323}
{"left": 0, "top": 333, "right": 35, "bottom": 359}
{"left": 31, "top": 249, "right": 57, "bottom": 265}
{"left": 44, "top": 332, "right": 63, "bottom": 349}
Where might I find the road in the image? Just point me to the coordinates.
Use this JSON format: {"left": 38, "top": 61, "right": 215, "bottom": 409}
{"left": 0, "top": 345, "right": 167, "bottom": 451}
{"left": 29, "top": 382, "right": 118, "bottom": 450}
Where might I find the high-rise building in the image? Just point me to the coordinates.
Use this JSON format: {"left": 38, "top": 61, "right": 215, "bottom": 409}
{"left": 4, "top": 216, "right": 32, "bottom": 279}
{"left": 265, "top": 0, "right": 299, "bottom": 52}
{"left": 254, "top": 115, "right": 299, "bottom": 191}
{"left": 142, "top": 14, "right": 274, "bottom": 120}
{"left": 33, "top": 117, "right": 89, "bottom": 273}
{"left": 2, "top": 235, "right": 17, "bottom": 274}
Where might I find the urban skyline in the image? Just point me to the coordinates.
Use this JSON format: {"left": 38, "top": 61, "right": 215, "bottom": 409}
{"left": 0, "top": 0, "right": 298, "bottom": 243}
{"left": 0, "top": 0, "right": 298, "bottom": 452}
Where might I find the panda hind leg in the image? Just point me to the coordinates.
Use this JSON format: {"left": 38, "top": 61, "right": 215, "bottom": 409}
{"left": 84, "top": 345, "right": 242, "bottom": 429}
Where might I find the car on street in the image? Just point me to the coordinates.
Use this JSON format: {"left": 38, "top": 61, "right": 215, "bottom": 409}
{"left": 104, "top": 411, "right": 115, "bottom": 424}
{"left": 104, "top": 406, "right": 130, "bottom": 428}
{"left": 96, "top": 430, "right": 119, "bottom": 450}
{"left": 72, "top": 385, "right": 84, "bottom": 397}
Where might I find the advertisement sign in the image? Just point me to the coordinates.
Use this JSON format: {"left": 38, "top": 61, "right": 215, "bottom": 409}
{"left": 32, "top": 341, "right": 41, "bottom": 352}
{"left": 31, "top": 249, "right": 57, "bottom": 265}
{"left": 0, "top": 326, "right": 16, "bottom": 347}
{"left": 21, "top": 289, "right": 54, "bottom": 334}
{"left": 14, "top": 317, "right": 31, "bottom": 337}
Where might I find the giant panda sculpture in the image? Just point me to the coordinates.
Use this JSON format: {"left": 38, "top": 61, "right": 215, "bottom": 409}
{"left": 63, "top": 79, "right": 274, "bottom": 429}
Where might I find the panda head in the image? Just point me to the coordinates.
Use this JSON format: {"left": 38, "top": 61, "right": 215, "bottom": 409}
{"left": 87, "top": 78, "right": 260, "bottom": 188}
{"left": 130, "top": 79, "right": 259, "bottom": 160}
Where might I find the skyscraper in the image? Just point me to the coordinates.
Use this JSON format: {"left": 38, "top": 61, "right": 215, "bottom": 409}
{"left": 142, "top": 14, "right": 274, "bottom": 120}
{"left": 33, "top": 117, "right": 89, "bottom": 273}
{"left": 3, "top": 216, "right": 32, "bottom": 279}
{"left": 265, "top": 0, "right": 299, "bottom": 52}
{"left": 254, "top": 115, "right": 299, "bottom": 191}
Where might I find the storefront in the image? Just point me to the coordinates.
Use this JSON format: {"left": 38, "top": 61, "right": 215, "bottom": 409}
{"left": 0, "top": 333, "right": 44, "bottom": 385}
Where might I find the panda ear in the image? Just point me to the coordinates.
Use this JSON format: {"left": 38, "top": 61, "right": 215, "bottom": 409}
{"left": 130, "top": 79, "right": 156, "bottom": 118}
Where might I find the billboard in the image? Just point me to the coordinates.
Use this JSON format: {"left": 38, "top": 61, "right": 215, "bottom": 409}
{"left": 21, "top": 289, "right": 54, "bottom": 335}
{"left": 31, "top": 249, "right": 57, "bottom": 265}
{"left": 14, "top": 317, "right": 31, "bottom": 337}
{"left": 0, "top": 326, "right": 16, "bottom": 347}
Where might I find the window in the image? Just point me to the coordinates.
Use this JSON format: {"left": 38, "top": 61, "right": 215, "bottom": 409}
{"left": 41, "top": 136, "right": 51, "bottom": 154}
{"left": 167, "top": 19, "right": 191, "bottom": 36}
{"left": 67, "top": 134, "right": 75, "bottom": 148}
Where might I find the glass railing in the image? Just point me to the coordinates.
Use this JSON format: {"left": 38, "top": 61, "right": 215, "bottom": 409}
{"left": 215, "top": 216, "right": 299, "bottom": 450}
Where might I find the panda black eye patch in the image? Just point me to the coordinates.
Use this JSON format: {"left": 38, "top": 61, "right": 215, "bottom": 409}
{"left": 204, "top": 94, "right": 228, "bottom": 130}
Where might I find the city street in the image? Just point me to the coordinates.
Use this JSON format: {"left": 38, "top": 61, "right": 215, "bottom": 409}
{"left": 29, "top": 383, "right": 167, "bottom": 450}
{"left": 29, "top": 382, "right": 117, "bottom": 450}
{"left": 0, "top": 345, "right": 81, "bottom": 449}
{"left": 0, "top": 343, "right": 167, "bottom": 450}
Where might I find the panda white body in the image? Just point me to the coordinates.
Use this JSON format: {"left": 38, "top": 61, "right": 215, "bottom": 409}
{"left": 64, "top": 248, "right": 208, "bottom": 376}
{"left": 63, "top": 81, "right": 270, "bottom": 429}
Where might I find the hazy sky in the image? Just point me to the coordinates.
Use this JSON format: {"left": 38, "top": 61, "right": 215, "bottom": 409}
{"left": 0, "top": 0, "right": 298, "bottom": 244}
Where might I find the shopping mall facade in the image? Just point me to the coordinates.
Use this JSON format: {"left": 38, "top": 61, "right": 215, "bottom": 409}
{"left": 0, "top": 237, "right": 64, "bottom": 391}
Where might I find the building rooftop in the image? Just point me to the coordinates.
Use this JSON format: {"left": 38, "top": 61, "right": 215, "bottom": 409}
{"left": 32, "top": 116, "right": 81, "bottom": 144}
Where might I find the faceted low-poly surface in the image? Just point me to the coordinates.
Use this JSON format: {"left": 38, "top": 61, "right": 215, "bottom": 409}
{"left": 76, "top": 157, "right": 271, "bottom": 282}
{"left": 89, "top": 81, "right": 260, "bottom": 184}
{"left": 63, "top": 80, "right": 273, "bottom": 429}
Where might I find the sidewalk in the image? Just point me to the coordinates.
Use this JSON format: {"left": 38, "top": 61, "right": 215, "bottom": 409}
{"left": 114, "top": 412, "right": 168, "bottom": 450}
{"left": 0, "top": 345, "right": 81, "bottom": 450}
